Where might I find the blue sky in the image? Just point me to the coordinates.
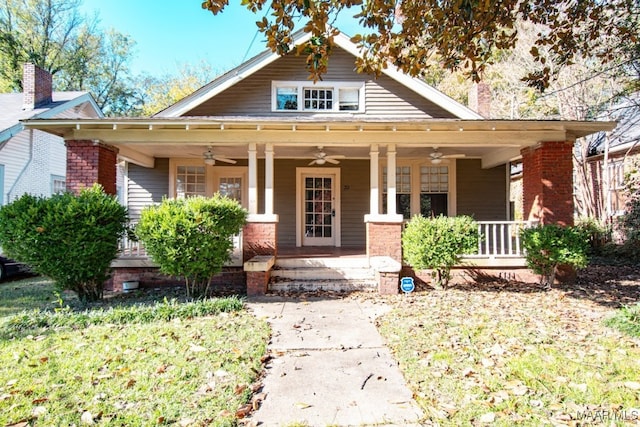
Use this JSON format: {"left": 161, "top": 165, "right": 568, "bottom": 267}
{"left": 81, "top": 0, "right": 364, "bottom": 78}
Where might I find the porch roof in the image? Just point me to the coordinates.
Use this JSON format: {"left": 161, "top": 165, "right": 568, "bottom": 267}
{"left": 23, "top": 117, "right": 616, "bottom": 169}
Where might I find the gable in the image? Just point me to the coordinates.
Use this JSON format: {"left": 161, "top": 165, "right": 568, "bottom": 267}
{"left": 157, "top": 30, "right": 480, "bottom": 119}
{"left": 184, "top": 48, "right": 458, "bottom": 119}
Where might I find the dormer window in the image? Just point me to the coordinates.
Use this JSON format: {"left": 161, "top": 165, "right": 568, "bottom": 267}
{"left": 273, "top": 81, "right": 364, "bottom": 113}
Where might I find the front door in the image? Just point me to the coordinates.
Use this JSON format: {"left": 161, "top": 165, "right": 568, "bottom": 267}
{"left": 297, "top": 168, "right": 341, "bottom": 247}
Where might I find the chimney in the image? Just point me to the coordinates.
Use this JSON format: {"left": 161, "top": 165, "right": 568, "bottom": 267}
{"left": 469, "top": 82, "right": 491, "bottom": 118}
{"left": 23, "top": 63, "right": 52, "bottom": 110}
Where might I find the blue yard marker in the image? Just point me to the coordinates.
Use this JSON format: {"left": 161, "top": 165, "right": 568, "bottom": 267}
{"left": 400, "top": 277, "right": 415, "bottom": 293}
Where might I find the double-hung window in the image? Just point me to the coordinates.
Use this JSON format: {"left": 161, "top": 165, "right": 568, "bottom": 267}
{"left": 273, "top": 81, "right": 364, "bottom": 113}
{"left": 383, "top": 163, "right": 451, "bottom": 219}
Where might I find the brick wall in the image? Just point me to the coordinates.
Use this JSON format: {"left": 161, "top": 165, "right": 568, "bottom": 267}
{"left": 23, "top": 63, "right": 52, "bottom": 109}
{"left": 468, "top": 82, "right": 491, "bottom": 118}
{"left": 66, "top": 140, "right": 118, "bottom": 195}
{"left": 366, "top": 222, "right": 402, "bottom": 262}
{"left": 107, "top": 267, "right": 246, "bottom": 295}
{"left": 242, "top": 222, "right": 277, "bottom": 262}
{"left": 521, "top": 141, "right": 574, "bottom": 226}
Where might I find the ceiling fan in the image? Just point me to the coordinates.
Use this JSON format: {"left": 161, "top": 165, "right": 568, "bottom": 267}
{"left": 308, "top": 146, "right": 345, "bottom": 165}
{"left": 203, "top": 147, "right": 237, "bottom": 165}
{"left": 429, "top": 147, "right": 465, "bottom": 164}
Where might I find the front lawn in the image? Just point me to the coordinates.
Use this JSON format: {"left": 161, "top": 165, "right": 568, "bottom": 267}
{"left": 377, "top": 265, "right": 640, "bottom": 426}
{"left": 0, "top": 277, "right": 269, "bottom": 426}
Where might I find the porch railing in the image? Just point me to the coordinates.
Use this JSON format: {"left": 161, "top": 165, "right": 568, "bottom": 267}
{"left": 118, "top": 231, "right": 243, "bottom": 267}
{"left": 466, "top": 220, "right": 536, "bottom": 258}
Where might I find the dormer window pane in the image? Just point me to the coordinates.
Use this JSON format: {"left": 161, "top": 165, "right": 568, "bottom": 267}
{"left": 339, "top": 88, "right": 359, "bottom": 111}
{"left": 276, "top": 87, "right": 298, "bottom": 110}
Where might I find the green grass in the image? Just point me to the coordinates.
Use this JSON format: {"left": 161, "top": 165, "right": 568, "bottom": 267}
{"left": 604, "top": 303, "right": 640, "bottom": 337}
{"left": 0, "top": 277, "right": 270, "bottom": 426}
{"left": 377, "top": 289, "right": 640, "bottom": 426}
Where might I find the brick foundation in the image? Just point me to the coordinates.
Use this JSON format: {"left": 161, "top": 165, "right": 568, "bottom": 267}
{"left": 243, "top": 222, "right": 277, "bottom": 262}
{"left": 107, "top": 267, "right": 246, "bottom": 295}
{"left": 377, "top": 271, "right": 400, "bottom": 295}
{"left": 66, "top": 140, "right": 118, "bottom": 195}
{"left": 366, "top": 221, "right": 403, "bottom": 263}
{"left": 246, "top": 271, "right": 271, "bottom": 296}
{"left": 521, "top": 141, "right": 574, "bottom": 226}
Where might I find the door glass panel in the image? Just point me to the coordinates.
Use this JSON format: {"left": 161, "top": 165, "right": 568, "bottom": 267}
{"left": 304, "top": 176, "right": 333, "bottom": 238}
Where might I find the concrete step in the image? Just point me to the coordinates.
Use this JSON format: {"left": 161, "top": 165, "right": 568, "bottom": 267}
{"left": 269, "top": 279, "right": 378, "bottom": 293}
{"left": 275, "top": 256, "right": 370, "bottom": 269}
{"left": 271, "top": 266, "right": 375, "bottom": 281}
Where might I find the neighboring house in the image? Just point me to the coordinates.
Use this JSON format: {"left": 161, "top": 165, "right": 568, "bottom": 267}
{"left": 24, "top": 29, "right": 615, "bottom": 294}
{"left": 0, "top": 63, "right": 103, "bottom": 206}
{"left": 585, "top": 100, "right": 640, "bottom": 223}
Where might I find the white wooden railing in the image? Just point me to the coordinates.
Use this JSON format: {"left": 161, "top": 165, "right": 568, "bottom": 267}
{"left": 118, "top": 231, "right": 243, "bottom": 267}
{"left": 466, "top": 220, "right": 535, "bottom": 258}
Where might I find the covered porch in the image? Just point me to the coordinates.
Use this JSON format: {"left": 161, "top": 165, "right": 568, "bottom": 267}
{"left": 24, "top": 117, "right": 615, "bottom": 293}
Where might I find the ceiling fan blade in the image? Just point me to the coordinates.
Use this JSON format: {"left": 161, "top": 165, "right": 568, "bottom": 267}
{"left": 325, "top": 157, "right": 340, "bottom": 164}
{"left": 213, "top": 156, "right": 237, "bottom": 164}
{"left": 308, "top": 159, "right": 318, "bottom": 166}
{"left": 443, "top": 154, "right": 466, "bottom": 159}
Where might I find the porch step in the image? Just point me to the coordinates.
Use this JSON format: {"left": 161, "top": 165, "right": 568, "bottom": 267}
{"left": 270, "top": 256, "right": 377, "bottom": 293}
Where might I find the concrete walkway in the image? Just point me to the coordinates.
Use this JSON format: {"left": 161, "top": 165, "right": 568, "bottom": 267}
{"left": 246, "top": 295, "right": 424, "bottom": 426}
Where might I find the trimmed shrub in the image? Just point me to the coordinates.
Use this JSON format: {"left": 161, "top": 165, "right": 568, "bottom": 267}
{"left": 0, "top": 185, "right": 128, "bottom": 302}
{"left": 402, "top": 215, "right": 479, "bottom": 289}
{"left": 522, "top": 224, "right": 589, "bottom": 288}
{"left": 135, "top": 195, "right": 247, "bottom": 299}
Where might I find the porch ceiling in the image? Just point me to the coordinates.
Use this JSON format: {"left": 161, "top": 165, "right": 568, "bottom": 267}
{"left": 23, "top": 117, "right": 616, "bottom": 169}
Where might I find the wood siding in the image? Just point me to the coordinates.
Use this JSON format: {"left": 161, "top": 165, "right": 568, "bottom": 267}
{"left": 273, "top": 159, "right": 368, "bottom": 247}
{"left": 456, "top": 159, "right": 508, "bottom": 221}
{"left": 185, "top": 48, "right": 457, "bottom": 119}
{"left": 127, "top": 158, "right": 169, "bottom": 222}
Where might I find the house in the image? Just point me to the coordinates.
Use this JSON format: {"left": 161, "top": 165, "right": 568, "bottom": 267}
{"left": 23, "top": 29, "right": 615, "bottom": 294}
{"left": 0, "top": 63, "right": 103, "bottom": 206}
{"left": 584, "top": 100, "right": 640, "bottom": 226}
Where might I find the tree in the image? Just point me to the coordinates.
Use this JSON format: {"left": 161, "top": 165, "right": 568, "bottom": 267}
{"left": 135, "top": 195, "right": 247, "bottom": 299}
{"left": 0, "top": 0, "right": 139, "bottom": 115}
{"left": 0, "top": 185, "right": 128, "bottom": 303}
{"left": 136, "top": 61, "right": 219, "bottom": 116}
{"left": 202, "top": 0, "right": 638, "bottom": 90}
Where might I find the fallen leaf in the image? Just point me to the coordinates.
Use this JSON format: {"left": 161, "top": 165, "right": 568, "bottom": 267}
{"left": 234, "top": 384, "right": 247, "bottom": 395}
{"left": 624, "top": 381, "right": 640, "bottom": 390}
{"left": 235, "top": 404, "right": 252, "bottom": 418}
{"left": 479, "top": 412, "right": 496, "bottom": 423}
{"left": 125, "top": 378, "right": 136, "bottom": 389}
{"left": 81, "top": 411, "right": 95, "bottom": 424}
{"left": 189, "top": 344, "right": 207, "bottom": 353}
{"left": 156, "top": 364, "right": 167, "bottom": 374}
{"left": 295, "top": 402, "right": 313, "bottom": 409}
{"left": 32, "top": 397, "right": 49, "bottom": 404}
{"left": 5, "top": 421, "right": 28, "bottom": 427}
{"left": 32, "top": 406, "right": 47, "bottom": 417}
{"left": 218, "top": 410, "right": 233, "bottom": 418}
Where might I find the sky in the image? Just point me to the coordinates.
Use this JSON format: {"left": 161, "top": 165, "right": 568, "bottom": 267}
{"left": 80, "top": 0, "right": 364, "bottom": 78}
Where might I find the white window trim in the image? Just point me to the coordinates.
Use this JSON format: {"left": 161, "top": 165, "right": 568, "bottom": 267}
{"left": 380, "top": 159, "right": 457, "bottom": 217}
{"left": 169, "top": 159, "right": 248, "bottom": 206}
{"left": 272, "top": 80, "right": 365, "bottom": 113}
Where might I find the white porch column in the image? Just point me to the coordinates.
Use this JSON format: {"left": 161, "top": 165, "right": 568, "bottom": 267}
{"left": 248, "top": 143, "right": 258, "bottom": 215}
{"left": 387, "top": 144, "right": 397, "bottom": 215}
{"left": 369, "top": 144, "right": 379, "bottom": 215}
{"left": 265, "top": 143, "right": 274, "bottom": 215}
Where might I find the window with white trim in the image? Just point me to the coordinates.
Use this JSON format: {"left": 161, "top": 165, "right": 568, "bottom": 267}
{"left": 176, "top": 165, "right": 206, "bottom": 198}
{"left": 382, "top": 163, "right": 450, "bottom": 219}
{"left": 420, "top": 166, "right": 448, "bottom": 217}
{"left": 51, "top": 175, "right": 66, "bottom": 194}
{"left": 273, "top": 81, "right": 364, "bottom": 113}
{"left": 383, "top": 166, "right": 412, "bottom": 219}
